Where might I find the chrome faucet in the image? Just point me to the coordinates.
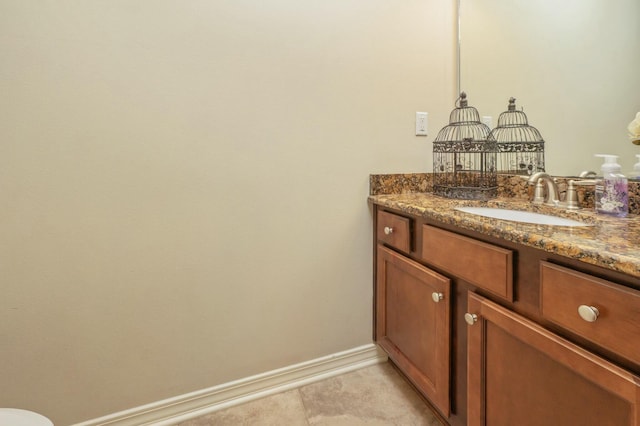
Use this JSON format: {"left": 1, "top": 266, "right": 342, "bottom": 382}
{"left": 527, "top": 172, "right": 561, "bottom": 206}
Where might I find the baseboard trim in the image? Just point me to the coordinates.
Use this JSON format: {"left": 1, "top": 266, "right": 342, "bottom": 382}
{"left": 74, "top": 343, "right": 387, "bottom": 426}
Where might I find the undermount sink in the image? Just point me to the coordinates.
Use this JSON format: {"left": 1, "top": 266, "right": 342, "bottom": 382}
{"left": 455, "top": 207, "right": 592, "bottom": 227}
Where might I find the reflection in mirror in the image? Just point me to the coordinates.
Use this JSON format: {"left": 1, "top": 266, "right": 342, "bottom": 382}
{"left": 459, "top": 0, "right": 640, "bottom": 176}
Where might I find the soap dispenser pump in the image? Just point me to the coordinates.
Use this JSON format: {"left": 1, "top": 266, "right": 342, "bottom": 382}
{"left": 595, "top": 154, "right": 628, "bottom": 217}
{"left": 629, "top": 154, "right": 640, "bottom": 181}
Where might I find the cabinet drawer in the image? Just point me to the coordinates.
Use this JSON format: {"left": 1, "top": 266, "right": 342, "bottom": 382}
{"left": 422, "top": 225, "right": 513, "bottom": 301}
{"left": 540, "top": 261, "right": 640, "bottom": 366}
{"left": 377, "top": 210, "right": 411, "bottom": 253}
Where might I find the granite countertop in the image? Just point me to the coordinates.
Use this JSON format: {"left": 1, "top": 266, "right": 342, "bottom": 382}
{"left": 369, "top": 192, "right": 640, "bottom": 279}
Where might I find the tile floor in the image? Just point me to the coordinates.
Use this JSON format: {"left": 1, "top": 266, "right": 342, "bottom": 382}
{"left": 176, "top": 362, "right": 442, "bottom": 425}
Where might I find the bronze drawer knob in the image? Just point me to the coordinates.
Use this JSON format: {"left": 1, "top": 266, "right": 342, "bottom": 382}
{"left": 578, "top": 305, "right": 600, "bottom": 322}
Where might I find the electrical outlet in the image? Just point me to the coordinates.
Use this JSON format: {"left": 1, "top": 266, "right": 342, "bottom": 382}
{"left": 416, "top": 112, "right": 428, "bottom": 136}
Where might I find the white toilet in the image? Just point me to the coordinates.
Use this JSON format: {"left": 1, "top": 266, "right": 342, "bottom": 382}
{"left": 0, "top": 408, "right": 53, "bottom": 426}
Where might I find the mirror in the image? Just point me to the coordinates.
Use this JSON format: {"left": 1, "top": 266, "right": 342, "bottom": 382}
{"left": 459, "top": 0, "right": 640, "bottom": 176}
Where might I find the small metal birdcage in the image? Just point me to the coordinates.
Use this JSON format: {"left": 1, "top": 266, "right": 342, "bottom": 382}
{"left": 433, "top": 92, "right": 497, "bottom": 200}
{"left": 491, "top": 98, "right": 545, "bottom": 175}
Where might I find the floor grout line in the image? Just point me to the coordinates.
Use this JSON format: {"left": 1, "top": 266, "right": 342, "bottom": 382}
{"left": 294, "top": 388, "right": 312, "bottom": 426}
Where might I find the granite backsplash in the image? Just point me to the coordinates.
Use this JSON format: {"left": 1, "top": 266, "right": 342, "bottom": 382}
{"left": 369, "top": 173, "right": 640, "bottom": 216}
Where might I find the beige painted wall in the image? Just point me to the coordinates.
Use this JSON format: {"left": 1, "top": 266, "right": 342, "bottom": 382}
{"left": 0, "top": 1, "right": 456, "bottom": 424}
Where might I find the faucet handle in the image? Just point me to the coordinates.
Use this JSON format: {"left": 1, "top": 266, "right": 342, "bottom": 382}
{"left": 532, "top": 181, "right": 545, "bottom": 204}
{"left": 571, "top": 179, "right": 597, "bottom": 186}
{"left": 579, "top": 170, "right": 597, "bottom": 178}
{"left": 565, "top": 179, "right": 597, "bottom": 210}
{"left": 565, "top": 181, "right": 580, "bottom": 210}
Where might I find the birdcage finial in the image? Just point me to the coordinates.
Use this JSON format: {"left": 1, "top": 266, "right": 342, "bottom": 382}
{"left": 458, "top": 92, "right": 468, "bottom": 108}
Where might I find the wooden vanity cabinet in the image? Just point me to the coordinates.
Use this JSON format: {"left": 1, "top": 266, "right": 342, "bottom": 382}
{"left": 467, "top": 292, "right": 640, "bottom": 426}
{"left": 373, "top": 204, "right": 640, "bottom": 426}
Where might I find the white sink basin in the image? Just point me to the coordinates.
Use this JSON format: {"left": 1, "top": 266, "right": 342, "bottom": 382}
{"left": 455, "top": 207, "right": 592, "bottom": 227}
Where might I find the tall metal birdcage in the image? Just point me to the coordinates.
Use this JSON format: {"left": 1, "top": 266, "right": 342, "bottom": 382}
{"left": 491, "top": 98, "right": 545, "bottom": 175}
{"left": 433, "top": 92, "right": 497, "bottom": 200}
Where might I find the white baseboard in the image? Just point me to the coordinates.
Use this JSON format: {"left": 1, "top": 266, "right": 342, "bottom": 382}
{"left": 73, "top": 343, "right": 387, "bottom": 426}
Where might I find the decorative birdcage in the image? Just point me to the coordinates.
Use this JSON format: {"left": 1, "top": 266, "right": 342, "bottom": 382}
{"left": 490, "top": 98, "right": 545, "bottom": 175}
{"left": 433, "top": 92, "right": 497, "bottom": 200}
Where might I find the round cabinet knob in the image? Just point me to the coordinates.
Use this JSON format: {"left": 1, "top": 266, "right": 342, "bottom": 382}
{"left": 432, "top": 292, "right": 444, "bottom": 303}
{"left": 464, "top": 313, "right": 478, "bottom": 325}
{"left": 578, "top": 305, "right": 599, "bottom": 322}
{"left": 383, "top": 226, "right": 394, "bottom": 235}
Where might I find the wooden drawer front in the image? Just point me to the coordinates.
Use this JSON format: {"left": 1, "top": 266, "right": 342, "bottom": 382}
{"left": 377, "top": 210, "right": 411, "bottom": 253}
{"left": 422, "top": 225, "right": 513, "bottom": 301}
{"left": 541, "top": 261, "right": 640, "bottom": 366}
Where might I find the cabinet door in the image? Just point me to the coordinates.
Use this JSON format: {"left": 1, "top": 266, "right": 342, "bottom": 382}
{"left": 466, "top": 292, "right": 640, "bottom": 426}
{"left": 376, "top": 245, "right": 451, "bottom": 416}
